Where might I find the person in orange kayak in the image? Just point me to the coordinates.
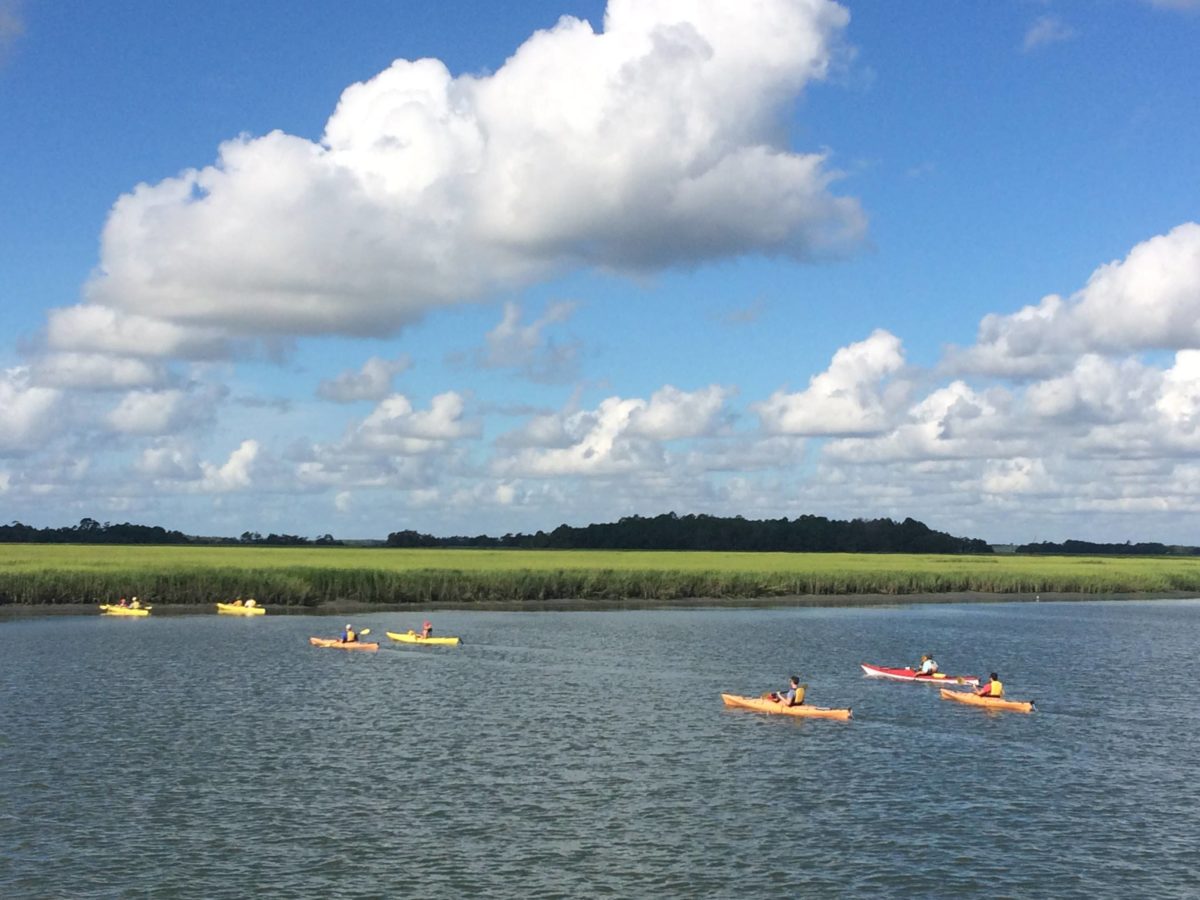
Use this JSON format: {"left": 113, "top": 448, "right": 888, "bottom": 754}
{"left": 976, "top": 672, "right": 1003, "bottom": 697}
{"left": 339, "top": 623, "right": 358, "bottom": 643}
{"left": 770, "top": 676, "right": 806, "bottom": 707}
{"left": 419, "top": 620, "right": 433, "bottom": 638}
{"left": 916, "top": 654, "right": 939, "bottom": 676}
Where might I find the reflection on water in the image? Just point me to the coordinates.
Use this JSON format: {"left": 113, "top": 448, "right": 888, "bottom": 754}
{"left": 2, "top": 601, "right": 1199, "bottom": 898}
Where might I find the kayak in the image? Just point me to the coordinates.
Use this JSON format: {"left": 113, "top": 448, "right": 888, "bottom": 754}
{"left": 216, "top": 602, "right": 265, "bottom": 616}
{"left": 386, "top": 630, "right": 460, "bottom": 646}
{"left": 309, "top": 637, "right": 379, "bottom": 651}
{"left": 99, "top": 604, "right": 150, "bottom": 617}
{"left": 940, "top": 688, "right": 1034, "bottom": 713}
{"left": 861, "top": 663, "right": 979, "bottom": 686}
{"left": 720, "top": 693, "right": 852, "bottom": 720}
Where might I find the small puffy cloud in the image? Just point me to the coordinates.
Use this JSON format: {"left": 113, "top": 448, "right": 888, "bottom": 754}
{"left": 754, "top": 329, "right": 906, "bottom": 435}
{"left": 1025, "top": 355, "right": 1157, "bottom": 424}
{"left": 981, "top": 457, "right": 1053, "bottom": 495}
{"left": 476, "top": 301, "right": 580, "bottom": 383}
{"left": 496, "top": 384, "right": 730, "bottom": 476}
{"left": 1156, "top": 350, "right": 1200, "bottom": 428}
{"left": 1021, "top": 15, "right": 1075, "bottom": 53}
{"left": 317, "top": 355, "right": 411, "bottom": 402}
{"left": 0, "top": 368, "right": 62, "bottom": 455}
{"left": 200, "top": 440, "right": 261, "bottom": 492}
{"left": 58, "top": 0, "right": 863, "bottom": 357}
{"left": 825, "top": 380, "right": 1017, "bottom": 463}
{"left": 350, "top": 391, "right": 481, "bottom": 454}
{"left": 136, "top": 442, "right": 201, "bottom": 480}
{"left": 948, "top": 223, "right": 1200, "bottom": 377}
{"left": 106, "top": 389, "right": 189, "bottom": 435}
{"left": 626, "top": 384, "right": 733, "bottom": 440}
{"left": 32, "top": 352, "right": 168, "bottom": 391}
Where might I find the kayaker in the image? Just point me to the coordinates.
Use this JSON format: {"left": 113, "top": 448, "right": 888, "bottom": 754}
{"left": 916, "top": 654, "right": 939, "bottom": 676}
{"left": 245, "top": 598, "right": 256, "bottom": 608}
{"left": 118, "top": 596, "right": 128, "bottom": 607}
{"left": 340, "top": 623, "right": 358, "bottom": 643}
{"left": 232, "top": 598, "right": 244, "bottom": 606}
{"left": 975, "top": 672, "right": 1004, "bottom": 698}
{"left": 770, "top": 676, "right": 805, "bottom": 707}
{"left": 420, "top": 620, "right": 433, "bottom": 638}
{"left": 130, "top": 596, "right": 141, "bottom": 610}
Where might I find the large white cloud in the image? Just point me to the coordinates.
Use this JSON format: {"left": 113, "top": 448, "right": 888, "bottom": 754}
{"left": 60, "top": 0, "right": 862, "bottom": 356}
{"left": 949, "top": 222, "right": 1200, "bottom": 377}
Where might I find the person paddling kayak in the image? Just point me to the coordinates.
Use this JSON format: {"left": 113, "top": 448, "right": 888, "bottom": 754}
{"left": 419, "top": 620, "right": 433, "bottom": 638}
{"left": 768, "top": 676, "right": 806, "bottom": 707}
{"left": 339, "top": 623, "right": 358, "bottom": 643}
{"left": 976, "top": 672, "right": 1004, "bottom": 698}
{"left": 916, "top": 654, "right": 939, "bottom": 676}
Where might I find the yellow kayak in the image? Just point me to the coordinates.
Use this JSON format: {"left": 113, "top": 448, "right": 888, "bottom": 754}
{"left": 386, "top": 630, "right": 460, "bottom": 646}
{"left": 721, "top": 693, "right": 852, "bottom": 720}
{"left": 940, "top": 688, "right": 1034, "bottom": 713}
{"left": 216, "top": 602, "right": 265, "bottom": 616}
{"left": 99, "top": 604, "right": 151, "bottom": 617}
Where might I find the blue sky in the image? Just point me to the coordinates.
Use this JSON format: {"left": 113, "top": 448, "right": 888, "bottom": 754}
{"left": 2, "top": 0, "right": 1199, "bottom": 543}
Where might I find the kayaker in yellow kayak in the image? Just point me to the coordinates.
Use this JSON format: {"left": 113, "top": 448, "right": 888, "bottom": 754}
{"left": 916, "top": 654, "right": 939, "bottom": 675}
{"left": 419, "top": 620, "right": 433, "bottom": 638}
{"left": 975, "top": 672, "right": 1004, "bottom": 698}
{"left": 339, "top": 623, "right": 358, "bottom": 643}
{"left": 130, "top": 596, "right": 142, "bottom": 610}
{"left": 768, "top": 676, "right": 806, "bottom": 707}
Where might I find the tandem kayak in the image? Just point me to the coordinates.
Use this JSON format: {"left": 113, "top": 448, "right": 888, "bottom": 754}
{"left": 939, "top": 688, "right": 1034, "bottom": 713}
{"left": 309, "top": 637, "right": 379, "bottom": 651}
{"left": 216, "top": 602, "right": 265, "bottom": 616}
{"left": 386, "top": 631, "right": 460, "bottom": 646}
{"left": 861, "top": 663, "right": 979, "bottom": 686}
{"left": 99, "top": 605, "right": 151, "bottom": 617}
{"left": 720, "top": 693, "right": 852, "bottom": 720}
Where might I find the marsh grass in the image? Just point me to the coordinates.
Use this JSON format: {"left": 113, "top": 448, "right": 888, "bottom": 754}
{"left": 3, "top": 545, "right": 1199, "bottom": 606}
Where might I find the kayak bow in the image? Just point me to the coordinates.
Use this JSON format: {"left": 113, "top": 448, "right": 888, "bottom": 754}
{"left": 720, "top": 693, "right": 852, "bottom": 720}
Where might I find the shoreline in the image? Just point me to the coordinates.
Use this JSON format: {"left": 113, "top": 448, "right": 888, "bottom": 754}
{"left": 3, "top": 590, "right": 1197, "bottom": 620}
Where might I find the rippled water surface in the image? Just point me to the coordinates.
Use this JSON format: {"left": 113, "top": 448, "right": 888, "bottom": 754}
{"left": 3, "top": 600, "right": 1199, "bottom": 898}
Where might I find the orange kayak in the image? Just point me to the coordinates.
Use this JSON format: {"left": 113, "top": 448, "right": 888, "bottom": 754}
{"left": 309, "top": 637, "right": 379, "bottom": 651}
{"left": 720, "top": 693, "right": 852, "bottom": 720}
{"left": 939, "top": 688, "right": 1034, "bottom": 713}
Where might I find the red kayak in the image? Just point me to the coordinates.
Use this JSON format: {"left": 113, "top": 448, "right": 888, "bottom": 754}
{"left": 861, "top": 663, "right": 979, "bottom": 686}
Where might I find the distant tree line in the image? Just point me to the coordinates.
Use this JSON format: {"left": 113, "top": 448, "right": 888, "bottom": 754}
{"left": 0, "top": 519, "right": 342, "bottom": 546}
{"left": 387, "top": 512, "right": 994, "bottom": 554}
{"left": 0, "top": 518, "right": 191, "bottom": 544}
{"left": 1015, "top": 540, "right": 1198, "bottom": 556}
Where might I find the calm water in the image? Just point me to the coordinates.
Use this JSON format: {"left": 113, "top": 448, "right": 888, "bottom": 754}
{"left": 2, "top": 600, "right": 1199, "bottom": 898}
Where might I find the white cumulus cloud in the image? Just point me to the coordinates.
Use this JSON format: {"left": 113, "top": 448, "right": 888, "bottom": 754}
{"left": 317, "top": 355, "right": 411, "bottom": 403}
{"left": 57, "top": 0, "right": 862, "bottom": 356}
{"left": 754, "top": 329, "right": 906, "bottom": 435}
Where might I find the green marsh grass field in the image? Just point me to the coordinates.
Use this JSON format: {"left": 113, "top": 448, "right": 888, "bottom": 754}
{"left": 4, "top": 544, "right": 1200, "bottom": 608}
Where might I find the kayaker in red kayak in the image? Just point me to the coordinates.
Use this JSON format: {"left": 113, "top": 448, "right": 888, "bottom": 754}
{"left": 916, "top": 654, "right": 939, "bottom": 676}
{"left": 975, "top": 673, "right": 1004, "bottom": 698}
{"left": 768, "top": 676, "right": 806, "bottom": 707}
